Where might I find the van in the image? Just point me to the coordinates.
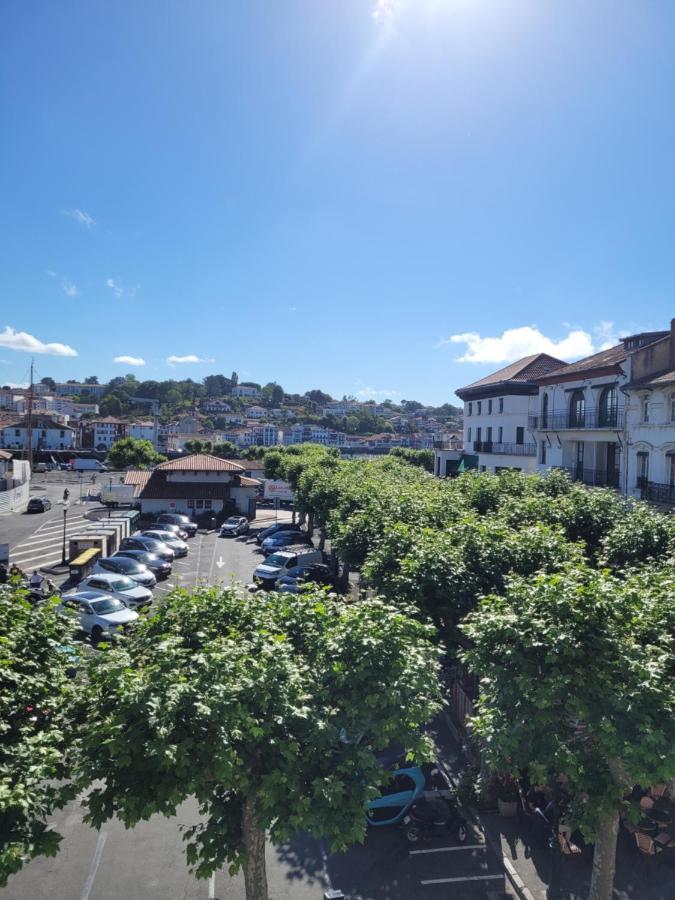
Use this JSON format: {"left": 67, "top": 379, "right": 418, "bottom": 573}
{"left": 70, "top": 459, "right": 108, "bottom": 472}
{"left": 33, "top": 462, "right": 47, "bottom": 473}
{"left": 253, "top": 546, "right": 323, "bottom": 588}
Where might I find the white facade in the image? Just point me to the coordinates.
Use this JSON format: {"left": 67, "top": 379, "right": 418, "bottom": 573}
{"left": 128, "top": 422, "right": 158, "bottom": 445}
{"left": 92, "top": 420, "right": 127, "bottom": 450}
{"left": 1, "top": 420, "right": 75, "bottom": 451}
{"left": 462, "top": 393, "right": 538, "bottom": 474}
{"left": 232, "top": 385, "right": 261, "bottom": 399}
{"left": 245, "top": 405, "right": 267, "bottom": 419}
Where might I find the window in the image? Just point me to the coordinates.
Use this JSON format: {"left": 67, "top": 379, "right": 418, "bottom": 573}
{"left": 477, "top": 401, "right": 482, "bottom": 415}
{"left": 59, "top": 430, "right": 65, "bottom": 438}
{"left": 467, "top": 427, "right": 472, "bottom": 442}
{"left": 196, "top": 499, "right": 204, "bottom": 509}
{"left": 540, "top": 441, "right": 547, "bottom": 464}
{"left": 488, "top": 399, "right": 493, "bottom": 414}
{"left": 598, "top": 386, "right": 618, "bottom": 427}
{"left": 569, "top": 390, "right": 585, "bottom": 427}
{"left": 486, "top": 426, "right": 493, "bottom": 444}
{"left": 516, "top": 426, "right": 524, "bottom": 445}
{"left": 498, "top": 426, "right": 503, "bottom": 443}
{"left": 204, "top": 500, "right": 212, "bottom": 509}
{"left": 669, "top": 454, "right": 675, "bottom": 487}
{"left": 14, "top": 429, "right": 20, "bottom": 437}
{"left": 643, "top": 399, "right": 650, "bottom": 423}
{"left": 476, "top": 427, "right": 482, "bottom": 444}
{"left": 670, "top": 396, "right": 675, "bottom": 422}
{"left": 541, "top": 393, "right": 549, "bottom": 428}
{"left": 636, "top": 451, "right": 649, "bottom": 489}
{"left": 468, "top": 402, "right": 473, "bottom": 416}
{"left": 499, "top": 398, "right": 504, "bottom": 413}
{"left": 187, "top": 499, "right": 195, "bottom": 508}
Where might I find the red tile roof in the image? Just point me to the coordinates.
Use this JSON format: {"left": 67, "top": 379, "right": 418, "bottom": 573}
{"left": 156, "top": 453, "right": 245, "bottom": 472}
{"left": 136, "top": 471, "right": 259, "bottom": 499}
{"left": 457, "top": 353, "right": 567, "bottom": 393}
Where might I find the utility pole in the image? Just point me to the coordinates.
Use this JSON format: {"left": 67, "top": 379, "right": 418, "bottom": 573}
{"left": 26, "top": 358, "right": 34, "bottom": 473}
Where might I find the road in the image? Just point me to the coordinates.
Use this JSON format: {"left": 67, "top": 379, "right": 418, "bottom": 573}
{"left": 1, "top": 502, "right": 514, "bottom": 900}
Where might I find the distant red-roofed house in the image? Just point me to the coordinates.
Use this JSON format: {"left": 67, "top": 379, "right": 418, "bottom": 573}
{"left": 123, "top": 453, "right": 260, "bottom": 518}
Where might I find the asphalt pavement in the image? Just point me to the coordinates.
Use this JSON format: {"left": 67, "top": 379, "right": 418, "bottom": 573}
{"left": 1, "top": 502, "right": 515, "bottom": 900}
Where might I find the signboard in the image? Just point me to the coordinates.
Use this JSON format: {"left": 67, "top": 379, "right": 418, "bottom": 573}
{"left": 263, "top": 479, "right": 294, "bottom": 502}
{"left": 0, "top": 543, "right": 9, "bottom": 564}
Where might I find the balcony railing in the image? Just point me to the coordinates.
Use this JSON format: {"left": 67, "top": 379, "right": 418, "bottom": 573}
{"left": 641, "top": 481, "right": 675, "bottom": 506}
{"left": 529, "top": 407, "right": 624, "bottom": 431}
{"left": 566, "top": 467, "right": 620, "bottom": 488}
{"left": 473, "top": 441, "right": 536, "bottom": 457}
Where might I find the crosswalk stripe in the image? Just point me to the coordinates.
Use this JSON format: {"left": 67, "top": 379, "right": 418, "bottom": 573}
{"left": 13, "top": 528, "right": 93, "bottom": 553}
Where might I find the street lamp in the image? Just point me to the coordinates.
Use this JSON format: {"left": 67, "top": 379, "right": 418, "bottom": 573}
{"left": 61, "top": 499, "right": 70, "bottom": 565}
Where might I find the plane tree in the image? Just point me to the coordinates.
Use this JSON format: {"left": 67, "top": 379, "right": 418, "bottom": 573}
{"left": 461, "top": 565, "right": 675, "bottom": 900}
{"left": 0, "top": 583, "right": 79, "bottom": 886}
{"left": 75, "top": 585, "right": 442, "bottom": 900}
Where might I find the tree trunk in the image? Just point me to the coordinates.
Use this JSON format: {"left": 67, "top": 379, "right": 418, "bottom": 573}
{"left": 318, "top": 525, "right": 326, "bottom": 551}
{"left": 340, "top": 560, "right": 351, "bottom": 593}
{"left": 588, "top": 807, "right": 619, "bottom": 900}
{"left": 241, "top": 794, "right": 268, "bottom": 900}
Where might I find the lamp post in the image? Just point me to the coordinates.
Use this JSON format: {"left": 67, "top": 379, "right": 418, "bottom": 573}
{"left": 61, "top": 499, "right": 70, "bottom": 565}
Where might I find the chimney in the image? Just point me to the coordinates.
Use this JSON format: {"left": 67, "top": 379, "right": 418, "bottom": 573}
{"left": 671, "top": 319, "right": 675, "bottom": 371}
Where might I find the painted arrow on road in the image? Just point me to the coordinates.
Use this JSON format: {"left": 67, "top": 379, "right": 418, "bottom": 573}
{"left": 215, "top": 556, "right": 225, "bottom": 569}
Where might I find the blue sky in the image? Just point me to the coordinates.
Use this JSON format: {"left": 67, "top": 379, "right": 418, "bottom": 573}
{"left": 1, "top": 0, "right": 674, "bottom": 405}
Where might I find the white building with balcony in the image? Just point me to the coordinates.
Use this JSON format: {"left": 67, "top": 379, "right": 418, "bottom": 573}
{"left": 455, "top": 353, "right": 566, "bottom": 474}
{"left": 531, "top": 327, "right": 675, "bottom": 497}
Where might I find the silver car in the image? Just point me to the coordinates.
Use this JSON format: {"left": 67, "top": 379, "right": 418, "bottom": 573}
{"left": 138, "top": 530, "right": 189, "bottom": 558}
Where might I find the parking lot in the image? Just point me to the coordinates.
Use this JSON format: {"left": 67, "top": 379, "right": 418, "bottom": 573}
{"left": 2, "top": 495, "right": 514, "bottom": 900}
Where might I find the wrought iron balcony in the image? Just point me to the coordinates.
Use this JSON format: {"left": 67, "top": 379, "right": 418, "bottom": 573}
{"left": 529, "top": 407, "right": 624, "bottom": 431}
{"left": 641, "top": 481, "right": 675, "bottom": 505}
{"left": 473, "top": 441, "right": 536, "bottom": 457}
{"left": 566, "top": 467, "right": 621, "bottom": 488}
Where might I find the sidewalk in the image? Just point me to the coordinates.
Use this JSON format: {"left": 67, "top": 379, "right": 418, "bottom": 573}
{"left": 434, "top": 710, "right": 675, "bottom": 900}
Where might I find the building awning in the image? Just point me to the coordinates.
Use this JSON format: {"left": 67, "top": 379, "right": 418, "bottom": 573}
{"left": 457, "top": 454, "right": 479, "bottom": 472}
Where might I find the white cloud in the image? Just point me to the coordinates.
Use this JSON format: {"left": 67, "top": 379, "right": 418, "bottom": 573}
{"left": 0, "top": 326, "right": 78, "bottom": 357}
{"left": 61, "top": 278, "right": 79, "bottom": 297}
{"left": 355, "top": 386, "right": 402, "bottom": 398}
{"left": 372, "top": 0, "right": 398, "bottom": 21}
{"left": 594, "top": 320, "right": 629, "bottom": 350}
{"left": 106, "top": 277, "right": 137, "bottom": 299}
{"left": 46, "top": 270, "right": 57, "bottom": 279}
{"left": 439, "top": 325, "right": 607, "bottom": 364}
{"left": 114, "top": 355, "right": 146, "bottom": 366}
{"left": 61, "top": 208, "right": 96, "bottom": 228}
{"left": 166, "top": 354, "right": 215, "bottom": 366}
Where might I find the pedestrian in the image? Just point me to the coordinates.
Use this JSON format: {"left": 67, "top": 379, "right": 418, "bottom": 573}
{"left": 29, "top": 569, "right": 45, "bottom": 590}
{"left": 0, "top": 562, "right": 7, "bottom": 584}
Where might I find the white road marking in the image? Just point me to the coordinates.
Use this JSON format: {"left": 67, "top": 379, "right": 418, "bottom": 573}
{"left": 80, "top": 831, "right": 107, "bottom": 900}
{"left": 410, "top": 843, "right": 486, "bottom": 855}
{"left": 421, "top": 874, "right": 503, "bottom": 885}
{"left": 208, "top": 873, "right": 216, "bottom": 898}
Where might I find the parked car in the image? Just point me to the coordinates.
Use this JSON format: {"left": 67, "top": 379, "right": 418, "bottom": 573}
{"left": 253, "top": 548, "right": 324, "bottom": 588}
{"left": 114, "top": 549, "right": 172, "bottom": 579}
{"left": 120, "top": 535, "right": 175, "bottom": 562}
{"left": 156, "top": 513, "right": 198, "bottom": 537}
{"left": 256, "top": 522, "right": 303, "bottom": 545}
{"left": 220, "top": 516, "right": 249, "bottom": 537}
{"left": 76, "top": 574, "right": 153, "bottom": 610}
{"left": 260, "top": 530, "right": 312, "bottom": 554}
{"left": 58, "top": 591, "right": 139, "bottom": 641}
{"left": 27, "top": 496, "right": 52, "bottom": 513}
{"left": 137, "top": 530, "right": 189, "bottom": 558}
{"left": 275, "top": 563, "right": 335, "bottom": 593}
{"left": 150, "top": 521, "right": 188, "bottom": 540}
{"left": 92, "top": 556, "right": 156, "bottom": 588}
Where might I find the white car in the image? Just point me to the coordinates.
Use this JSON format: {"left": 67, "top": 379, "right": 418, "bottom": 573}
{"left": 77, "top": 574, "right": 153, "bottom": 611}
{"left": 58, "top": 591, "right": 139, "bottom": 641}
{"left": 137, "top": 530, "right": 189, "bottom": 558}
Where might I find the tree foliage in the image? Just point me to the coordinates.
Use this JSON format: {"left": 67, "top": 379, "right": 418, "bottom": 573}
{"left": 107, "top": 437, "right": 165, "bottom": 469}
{"left": 0, "top": 582, "right": 79, "bottom": 886}
{"left": 76, "top": 585, "right": 441, "bottom": 898}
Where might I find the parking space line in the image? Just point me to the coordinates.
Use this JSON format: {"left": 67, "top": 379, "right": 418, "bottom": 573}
{"left": 421, "top": 874, "right": 503, "bottom": 886}
{"left": 80, "top": 831, "right": 107, "bottom": 900}
{"left": 208, "top": 873, "right": 215, "bottom": 898}
{"left": 410, "top": 844, "right": 486, "bottom": 855}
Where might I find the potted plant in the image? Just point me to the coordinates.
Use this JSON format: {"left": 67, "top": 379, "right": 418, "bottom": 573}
{"left": 495, "top": 772, "right": 520, "bottom": 817}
